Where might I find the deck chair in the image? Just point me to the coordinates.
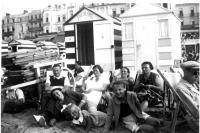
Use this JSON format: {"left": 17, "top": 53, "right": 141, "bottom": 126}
{"left": 157, "top": 69, "right": 196, "bottom": 133}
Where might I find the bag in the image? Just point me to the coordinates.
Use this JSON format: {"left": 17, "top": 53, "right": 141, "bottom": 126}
{"left": 97, "top": 96, "right": 108, "bottom": 113}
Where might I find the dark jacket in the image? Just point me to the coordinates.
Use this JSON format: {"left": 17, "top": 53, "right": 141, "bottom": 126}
{"left": 103, "top": 91, "right": 143, "bottom": 132}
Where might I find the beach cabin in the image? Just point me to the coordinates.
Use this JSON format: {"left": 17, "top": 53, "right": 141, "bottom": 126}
{"left": 8, "top": 40, "right": 36, "bottom": 52}
{"left": 120, "top": 4, "right": 182, "bottom": 71}
{"left": 1, "top": 40, "right": 9, "bottom": 54}
{"left": 63, "top": 7, "right": 122, "bottom": 70}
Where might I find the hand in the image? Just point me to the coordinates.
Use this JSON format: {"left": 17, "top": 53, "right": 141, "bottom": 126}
{"left": 145, "top": 85, "right": 152, "bottom": 90}
{"left": 139, "top": 83, "right": 145, "bottom": 87}
{"left": 18, "top": 98, "right": 25, "bottom": 103}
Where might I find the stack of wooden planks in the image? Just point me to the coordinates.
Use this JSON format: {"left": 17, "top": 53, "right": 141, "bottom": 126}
{"left": 2, "top": 49, "right": 59, "bottom": 86}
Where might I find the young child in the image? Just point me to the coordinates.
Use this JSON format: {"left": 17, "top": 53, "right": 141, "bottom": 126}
{"left": 64, "top": 103, "right": 107, "bottom": 133}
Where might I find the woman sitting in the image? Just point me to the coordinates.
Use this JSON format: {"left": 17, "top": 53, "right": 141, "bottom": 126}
{"left": 110, "top": 67, "right": 135, "bottom": 91}
{"left": 82, "top": 65, "right": 110, "bottom": 112}
{"left": 134, "top": 61, "right": 163, "bottom": 111}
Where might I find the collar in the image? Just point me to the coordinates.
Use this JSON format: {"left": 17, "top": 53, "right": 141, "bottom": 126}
{"left": 72, "top": 111, "right": 84, "bottom": 125}
{"left": 113, "top": 91, "right": 128, "bottom": 105}
{"left": 52, "top": 75, "right": 64, "bottom": 79}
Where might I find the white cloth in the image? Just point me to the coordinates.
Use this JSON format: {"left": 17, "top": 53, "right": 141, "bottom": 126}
{"left": 84, "top": 74, "right": 110, "bottom": 112}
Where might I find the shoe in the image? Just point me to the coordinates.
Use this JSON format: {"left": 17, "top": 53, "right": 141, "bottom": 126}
{"left": 33, "top": 115, "right": 47, "bottom": 127}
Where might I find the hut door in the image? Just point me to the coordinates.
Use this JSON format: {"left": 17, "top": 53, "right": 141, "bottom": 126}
{"left": 77, "top": 23, "right": 94, "bottom": 65}
{"left": 93, "top": 21, "right": 115, "bottom": 71}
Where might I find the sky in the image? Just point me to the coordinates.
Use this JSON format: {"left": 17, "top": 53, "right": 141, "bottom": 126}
{"left": 1, "top": 0, "right": 197, "bottom": 17}
{"left": 1, "top": 0, "right": 66, "bottom": 16}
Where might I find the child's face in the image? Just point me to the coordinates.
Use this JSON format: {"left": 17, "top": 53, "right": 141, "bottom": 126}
{"left": 70, "top": 105, "right": 80, "bottom": 120}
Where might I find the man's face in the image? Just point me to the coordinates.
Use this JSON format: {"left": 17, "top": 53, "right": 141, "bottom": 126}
{"left": 53, "top": 66, "right": 61, "bottom": 77}
{"left": 113, "top": 84, "right": 126, "bottom": 99}
{"left": 142, "top": 64, "right": 151, "bottom": 74}
{"left": 185, "top": 69, "right": 199, "bottom": 84}
{"left": 53, "top": 90, "right": 64, "bottom": 101}
{"left": 70, "top": 105, "right": 80, "bottom": 120}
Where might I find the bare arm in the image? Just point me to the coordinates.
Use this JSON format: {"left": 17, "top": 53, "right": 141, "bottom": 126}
{"left": 147, "top": 75, "right": 163, "bottom": 93}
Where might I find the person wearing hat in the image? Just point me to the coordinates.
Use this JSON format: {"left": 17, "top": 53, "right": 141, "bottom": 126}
{"left": 175, "top": 61, "right": 199, "bottom": 133}
{"left": 40, "top": 64, "right": 71, "bottom": 112}
{"left": 34, "top": 88, "right": 87, "bottom": 127}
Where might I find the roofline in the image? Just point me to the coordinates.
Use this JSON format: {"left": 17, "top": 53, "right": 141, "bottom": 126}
{"left": 120, "top": 11, "right": 182, "bottom": 22}
{"left": 63, "top": 7, "right": 106, "bottom": 25}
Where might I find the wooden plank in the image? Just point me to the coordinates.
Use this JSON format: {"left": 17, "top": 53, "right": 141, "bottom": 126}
{"left": 1, "top": 79, "right": 44, "bottom": 91}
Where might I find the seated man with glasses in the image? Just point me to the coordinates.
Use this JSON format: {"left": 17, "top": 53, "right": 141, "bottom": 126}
{"left": 175, "top": 61, "right": 199, "bottom": 133}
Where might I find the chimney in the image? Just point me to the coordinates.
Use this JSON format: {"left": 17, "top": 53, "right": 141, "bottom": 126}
{"left": 48, "top": 5, "right": 51, "bottom": 9}
{"left": 23, "top": 10, "right": 28, "bottom": 14}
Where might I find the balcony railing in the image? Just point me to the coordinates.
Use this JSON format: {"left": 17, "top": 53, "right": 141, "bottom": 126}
{"left": 28, "top": 18, "right": 43, "bottom": 22}
{"left": 28, "top": 27, "right": 43, "bottom": 32}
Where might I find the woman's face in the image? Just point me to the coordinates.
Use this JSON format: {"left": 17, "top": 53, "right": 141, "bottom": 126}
{"left": 142, "top": 64, "right": 151, "bottom": 74}
{"left": 121, "top": 68, "right": 129, "bottom": 79}
{"left": 93, "top": 67, "right": 101, "bottom": 78}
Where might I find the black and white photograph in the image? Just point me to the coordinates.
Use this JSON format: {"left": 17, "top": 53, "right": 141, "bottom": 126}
{"left": 1, "top": 1, "right": 199, "bottom": 133}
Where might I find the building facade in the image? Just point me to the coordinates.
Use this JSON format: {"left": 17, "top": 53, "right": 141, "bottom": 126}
{"left": 27, "top": 10, "right": 43, "bottom": 39}
{"left": 87, "top": 3, "right": 132, "bottom": 17}
{"left": 175, "top": 3, "right": 199, "bottom": 60}
{"left": 120, "top": 4, "right": 181, "bottom": 71}
{"left": 2, "top": 11, "right": 29, "bottom": 41}
{"left": 42, "top": 3, "right": 82, "bottom": 34}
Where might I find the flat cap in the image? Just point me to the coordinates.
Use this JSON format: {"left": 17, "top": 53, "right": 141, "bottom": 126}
{"left": 181, "top": 61, "right": 200, "bottom": 71}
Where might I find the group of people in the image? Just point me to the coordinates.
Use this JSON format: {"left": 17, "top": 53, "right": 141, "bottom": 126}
{"left": 2, "top": 60, "right": 199, "bottom": 133}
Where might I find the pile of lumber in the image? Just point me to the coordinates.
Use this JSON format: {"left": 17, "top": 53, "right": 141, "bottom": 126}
{"left": 2, "top": 49, "right": 60, "bottom": 87}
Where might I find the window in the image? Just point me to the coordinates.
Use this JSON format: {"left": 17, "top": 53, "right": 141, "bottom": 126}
{"left": 124, "top": 23, "right": 133, "bottom": 40}
{"left": 190, "top": 7, "right": 194, "bottom": 16}
{"left": 121, "top": 8, "right": 125, "bottom": 14}
{"left": 162, "top": 3, "right": 168, "bottom": 8}
{"left": 58, "top": 16, "right": 60, "bottom": 22}
{"left": 46, "top": 17, "right": 48, "bottom": 22}
{"left": 35, "top": 15, "right": 37, "bottom": 19}
{"left": 2, "top": 20, "right": 4, "bottom": 25}
{"left": 181, "top": 21, "right": 184, "bottom": 26}
{"left": 70, "top": 10, "right": 73, "bottom": 17}
{"left": 58, "top": 26, "right": 62, "bottom": 31}
{"left": 12, "top": 26, "right": 15, "bottom": 31}
{"left": 9, "top": 26, "right": 12, "bottom": 32}
{"left": 63, "top": 15, "right": 66, "bottom": 21}
{"left": 179, "top": 8, "right": 183, "bottom": 17}
{"left": 4, "top": 27, "right": 7, "bottom": 32}
{"left": 112, "top": 9, "right": 116, "bottom": 17}
{"left": 192, "top": 21, "right": 195, "bottom": 26}
{"left": 46, "top": 27, "right": 49, "bottom": 33}
{"left": 159, "top": 19, "right": 169, "bottom": 38}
